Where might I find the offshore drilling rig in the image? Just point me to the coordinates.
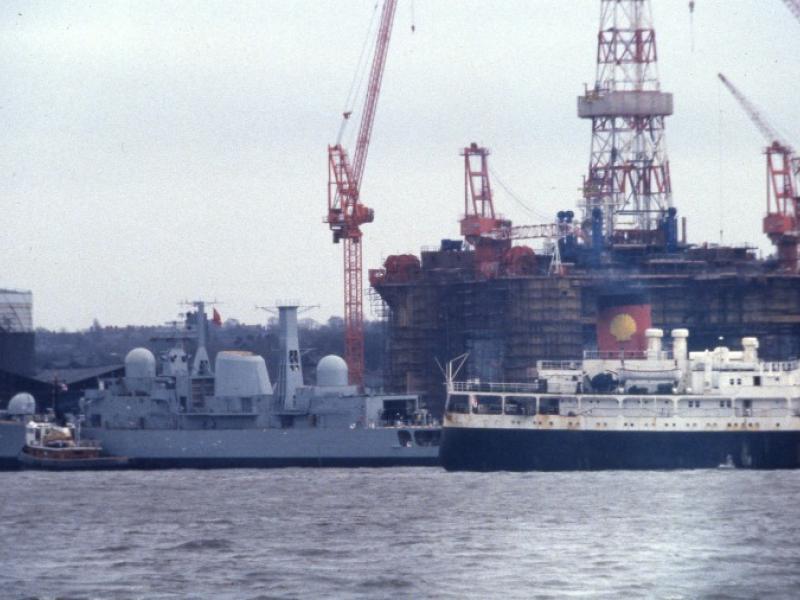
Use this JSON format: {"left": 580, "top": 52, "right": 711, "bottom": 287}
{"left": 370, "top": 0, "right": 800, "bottom": 414}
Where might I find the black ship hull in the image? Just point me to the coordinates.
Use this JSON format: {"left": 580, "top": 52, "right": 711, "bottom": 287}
{"left": 440, "top": 427, "right": 800, "bottom": 471}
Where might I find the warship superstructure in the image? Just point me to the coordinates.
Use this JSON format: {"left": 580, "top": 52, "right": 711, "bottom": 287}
{"left": 441, "top": 328, "right": 800, "bottom": 471}
{"left": 0, "top": 393, "right": 35, "bottom": 469}
{"left": 80, "top": 303, "right": 440, "bottom": 468}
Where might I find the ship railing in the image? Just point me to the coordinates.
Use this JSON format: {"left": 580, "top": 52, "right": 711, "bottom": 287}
{"left": 537, "top": 360, "right": 582, "bottom": 371}
{"left": 733, "top": 407, "right": 792, "bottom": 418}
{"left": 763, "top": 360, "right": 799, "bottom": 372}
{"left": 450, "top": 381, "right": 547, "bottom": 394}
{"left": 582, "top": 350, "right": 674, "bottom": 361}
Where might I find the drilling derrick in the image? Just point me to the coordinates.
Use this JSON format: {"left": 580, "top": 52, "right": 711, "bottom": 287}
{"left": 719, "top": 73, "right": 800, "bottom": 271}
{"left": 578, "top": 0, "right": 673, "bottom": 244}
{"left": 326, "top": 0, "right": 397, "bottom": 387}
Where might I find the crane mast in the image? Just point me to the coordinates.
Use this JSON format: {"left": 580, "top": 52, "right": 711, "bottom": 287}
{"left": 718, "top": 73, "right": 800, "bottom": 271}
{"left": 326, "top": 0, "right": 397, "bottom": 387}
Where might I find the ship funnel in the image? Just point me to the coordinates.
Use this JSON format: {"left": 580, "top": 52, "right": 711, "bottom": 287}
{"left": 671, "top": 329, "right": 689, "bottom": 362}
{"left": 742, "top": 337, "right": 759, "bottom": 363}
{"left": 645, "top": 328, "right": 663, "bottom": 359}
{"left": 277, "top": 304, "right": 304, "bottom": 411}
{"left": 215, "top": 351, "right": 271, "bottom": 397}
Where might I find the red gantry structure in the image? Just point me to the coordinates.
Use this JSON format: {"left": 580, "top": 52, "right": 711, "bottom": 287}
{"left": 718, "top": 73, "right": 800, "bottom": 271}
{"left": 458, "top": 143, "right": 568, "bottom": 278}
{"left": 326, "top": 0, "right": 397, "bottom": 387}
{"left": 578, "top": 0, "right": 673, "bottom": 243}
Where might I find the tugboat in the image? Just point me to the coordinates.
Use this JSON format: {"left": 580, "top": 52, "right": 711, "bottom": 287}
{"left": 440, "top": 329, "right": 800, "bottom": 471}
{"left": 18, "top": 420, "right": 129, "bottom": 470}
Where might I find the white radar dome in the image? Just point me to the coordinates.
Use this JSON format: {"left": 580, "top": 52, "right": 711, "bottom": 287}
{"left": 7, "top": 392, "right": 36, "bottom": 415}
{"left": 215, "top": 352, "right": 272, "bottom": 397}
{"left": 316, "top": 355, "right": 349, "bottom": 387}
{"left": 125, "top": 348, "right": 156, "bottom": 380}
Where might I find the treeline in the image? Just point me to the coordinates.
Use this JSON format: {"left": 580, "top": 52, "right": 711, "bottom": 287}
{"left": 35, "top": 317, "right": 389, "bottom": 387}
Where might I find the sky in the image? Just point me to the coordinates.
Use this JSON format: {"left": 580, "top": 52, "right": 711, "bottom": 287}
{"left": 1, "top": 0, "right": 798, "bottom": 330}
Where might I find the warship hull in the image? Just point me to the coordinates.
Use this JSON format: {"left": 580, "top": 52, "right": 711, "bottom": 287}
{"left": 440, "top": 427, "right": 800, "bottom": 471}
{"left": 82, "top": 426, "right": 440, "bottom": 468}
{"left": 0, "top": 421, "right": 25, "bottom": 470}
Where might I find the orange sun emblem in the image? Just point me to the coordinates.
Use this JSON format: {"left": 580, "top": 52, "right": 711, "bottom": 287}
{"left": 609, "top": 313, "right": 637, "bottom": 342}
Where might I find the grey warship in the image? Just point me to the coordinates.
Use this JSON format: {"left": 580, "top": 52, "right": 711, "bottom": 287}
{"left": 0, "top": 393, "right": 34, "bottom": 469}
{"left": 80, "top": 303, "right": 440, "bottom": 468}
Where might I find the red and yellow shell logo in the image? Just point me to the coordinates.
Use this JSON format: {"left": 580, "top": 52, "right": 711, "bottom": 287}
{"left": 609, "top": 313, "right": 637, "bottom": 342}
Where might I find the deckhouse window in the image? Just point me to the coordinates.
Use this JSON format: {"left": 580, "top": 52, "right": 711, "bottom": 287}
{"left": 473, "top": 395, "right": 502, "bottom": 415}
{"left": 504, "top": 396, "right": 536, "bottom": 416}
{"left": 539, "top": 397, "right": 560, "bottom": 416}
{"left": 447, "top": 394, "right": 469, "bottom": 414}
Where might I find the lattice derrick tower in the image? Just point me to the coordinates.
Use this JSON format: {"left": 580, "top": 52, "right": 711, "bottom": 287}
{"left": 578, "top": 0, "right": 674, "bottom": 240}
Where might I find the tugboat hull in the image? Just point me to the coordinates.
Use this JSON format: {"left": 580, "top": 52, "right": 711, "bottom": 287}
{"left": 17, "top": 448, "right": 130, "bottom": 471}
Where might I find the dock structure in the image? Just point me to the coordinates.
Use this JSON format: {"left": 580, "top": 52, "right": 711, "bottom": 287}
{"left": 373, "top": 246, "right": 800, "bottom": 416}
{"left": 0, "top": 289, "right": 35, "bottom": 377}
{"left": 371, "top": 0, "right": 800, "bottom": 415}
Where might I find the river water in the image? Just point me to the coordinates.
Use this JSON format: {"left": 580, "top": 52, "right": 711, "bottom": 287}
{"left": 2, "top": 468, "right": 799, "bottom": 599}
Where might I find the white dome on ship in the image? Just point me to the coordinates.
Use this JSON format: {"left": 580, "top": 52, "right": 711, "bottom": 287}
{"left": 125, "top": 347, "right": 156, "bottom": 379}
{"left": 7, "top": 392, "right": 35, "bottom": 415}
{"left": 214, "top": 351, "right": 272, "bottom": 397}
{"left": 316, "top": 355, "right": 348, "bottom": 387}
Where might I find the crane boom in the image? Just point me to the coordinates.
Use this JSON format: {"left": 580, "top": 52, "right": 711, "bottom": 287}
{"left": 326, "top": 0, "right": 397, "bottom": 387}
{"left": 718, "top": 72, "right": 800, "bottom": 271}
{"left": 782, "top": 0, "right": 800, "bottom": 22}
{"left": 352, "top": 1, "right": 397, "bottom": 190}
{"left": 718, "top": 73, "right": 793, "bottom": 152}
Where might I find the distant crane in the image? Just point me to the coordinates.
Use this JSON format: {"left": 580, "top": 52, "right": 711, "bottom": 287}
{"left": 718, "top": 73, "right": 800, "bottom": 271}
{"left": 782, "top": 0, "right": 800, "bottom": 22}
{"left": 459, "top": 143, "right": 574, "bottom": 278}
{"left": 326, "top": 0, "right": 397, "bottom": 387}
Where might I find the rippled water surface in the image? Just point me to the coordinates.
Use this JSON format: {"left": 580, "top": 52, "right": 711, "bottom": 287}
{"left": 2, "top": 468, "right": 800, "bottom": 599}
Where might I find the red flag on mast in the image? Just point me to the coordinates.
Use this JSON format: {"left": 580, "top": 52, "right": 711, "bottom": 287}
{"left": 212, "top": 308, "right": 222, "bottom": 326}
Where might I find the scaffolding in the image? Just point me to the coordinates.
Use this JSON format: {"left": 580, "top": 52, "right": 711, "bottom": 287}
{"left": 373, "top": 246, "right": 800, "bottom": 415}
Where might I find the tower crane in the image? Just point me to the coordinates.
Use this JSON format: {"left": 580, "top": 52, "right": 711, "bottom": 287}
{"left": 718, "top": 73, "right": 800, "bottom": 271}
{"left": 326, "top": 0, "right": 397, "bottom": 387}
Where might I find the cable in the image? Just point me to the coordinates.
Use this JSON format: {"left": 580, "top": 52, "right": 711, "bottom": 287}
{"left": 337, "top": 2, "right": 380, "bottom": 145}
{"left": 489, "top": 167, "right": 552, "bottom": 222}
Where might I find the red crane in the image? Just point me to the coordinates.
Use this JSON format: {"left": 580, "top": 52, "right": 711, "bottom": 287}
{"left": 326, "top": 0, "right": 397, "bottom": 387}
{"left": 718, "top": 73, "right": 800, "bottom": 270}
{"left": 459, "top": 143, "right": 575, "bottom": 277}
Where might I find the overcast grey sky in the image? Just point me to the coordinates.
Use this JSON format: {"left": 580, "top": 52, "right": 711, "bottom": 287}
{"left": 1, "top": 1, "right": 797, "bottom": 330}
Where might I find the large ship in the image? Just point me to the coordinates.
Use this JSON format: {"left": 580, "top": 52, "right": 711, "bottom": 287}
{"left": 440, "top": 328, "right": 800, "bottom": 471}
{"left": 80, "top": 303, "right": 440, "bottom": 468}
